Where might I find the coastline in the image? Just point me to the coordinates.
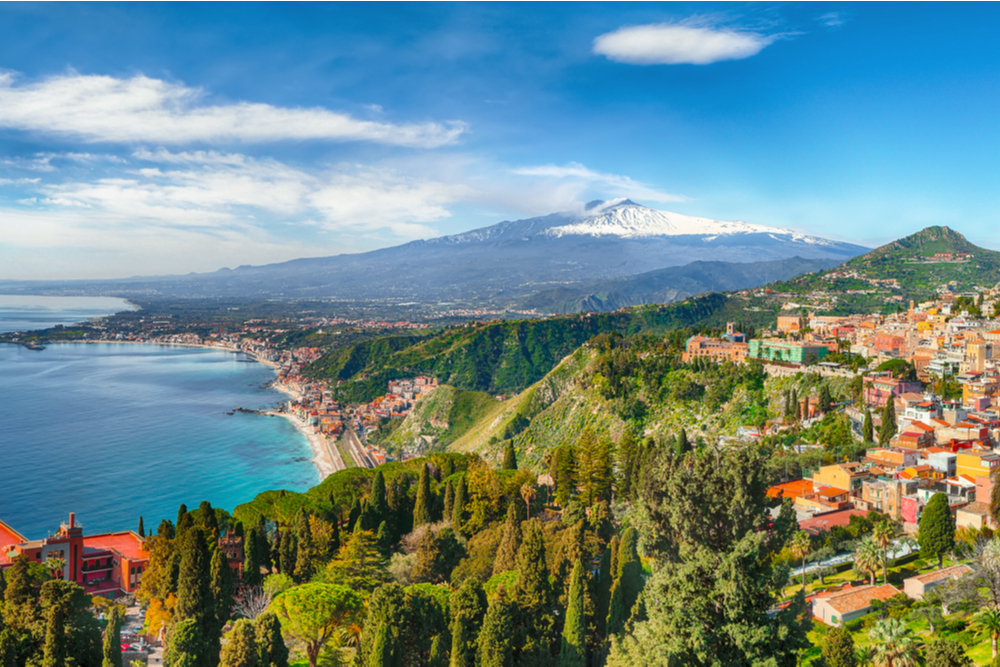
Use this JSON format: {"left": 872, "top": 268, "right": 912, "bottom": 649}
{"left": 12, "top": 339, "right": 344, "bottom": 480}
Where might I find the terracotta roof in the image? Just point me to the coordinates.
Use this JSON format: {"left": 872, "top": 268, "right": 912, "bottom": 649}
{"left": 911, "top": 422, "right": 935, "bottom": 432}
{"left": 799, "top": 509, "right": 869, "bottom": 536}
{"left": 82, "top": 532, "right": 147, "bottom": 561}
{"left": 911, "top": 564, "right": 972, "bottom": 585}
{"left": 959, "top": 501, "right": 991, "bottom": 516}
{"left": 818, "top": 487, "right": 848, "bottom": 498}
{"left": 816, "top": 584, "right": 901, "bottom": 614}
{"left": 931, "top": 419, "right": 950, "bottom": 427}
{"left": 767, "top": 479, "right": 814, "bottom": 499}
{"left": 0, "top": 519, "right": 26, "bottom": 558}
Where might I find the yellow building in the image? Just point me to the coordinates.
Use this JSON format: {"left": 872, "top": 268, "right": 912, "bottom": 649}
{"left": 955, "top": 451, "right": 1000, "bottom": 480}
{"left": 812, "top": 462, "right": 869, "bottom": 493}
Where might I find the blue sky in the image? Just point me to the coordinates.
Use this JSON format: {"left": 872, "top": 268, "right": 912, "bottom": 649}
{"left": 3, "top": 2, "right": 1000, "bottom": 279}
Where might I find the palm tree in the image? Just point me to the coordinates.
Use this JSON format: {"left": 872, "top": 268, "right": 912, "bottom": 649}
{"left": 789, "top": 530, "right": 812, "bottom": 591}
{"left": 868, "top": 617, "right": 921, "bottom": 667}
{"left": 973, "top": 608, "right": 1000, "bottom": 660}
{"left": 854, "top": 535, "right": 883, "bottom": 586}
{"left": 855, "top": 645, "right": 875, "bottom": 667}
{"left": 872, "top": 520, "right": 896, "bottom": 585}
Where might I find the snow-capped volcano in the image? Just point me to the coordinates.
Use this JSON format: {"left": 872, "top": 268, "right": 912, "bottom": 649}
{"left": 545, "top": 198, "right": 828, "bottom": 244}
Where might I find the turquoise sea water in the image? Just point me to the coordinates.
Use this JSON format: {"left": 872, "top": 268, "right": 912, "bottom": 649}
{"left": 0, "top": 342, "right": 319, "bottom": 539}
{"left": 0, "top": 295, "right": 136, "bottom": 333}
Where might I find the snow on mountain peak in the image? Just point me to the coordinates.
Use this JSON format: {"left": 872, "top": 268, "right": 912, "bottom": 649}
{"left": 546, "top": 200, "right": 823, "bottom": 242}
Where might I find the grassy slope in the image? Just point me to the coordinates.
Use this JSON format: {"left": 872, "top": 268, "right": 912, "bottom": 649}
{"left": 385, "top": 385, "right": 502, "bottom": 454}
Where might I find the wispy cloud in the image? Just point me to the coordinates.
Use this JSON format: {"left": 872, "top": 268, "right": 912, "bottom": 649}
{"left": 593, "top": 22, "right": 777, "bottom": 65}
{"left": 819, "top": 12, "right": 846, "bottom": 28}
{"left": 0, "top": 71, "right": 466, "bottom": 147}
{"left": 513, "top": 162, "right": 686, "bottom": 203}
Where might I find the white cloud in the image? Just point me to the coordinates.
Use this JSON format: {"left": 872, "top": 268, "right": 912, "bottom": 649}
{"left": 513, "top": 162, "right": 686, "bottom": 203}
{"left": 819, "top": 12, "right": 846, "bottom": 28}
{"left": 0, "top": 70, "right": 466, "bottom": 147}
{"left": 593, "top": 23, "right": 776, "bottom": 65}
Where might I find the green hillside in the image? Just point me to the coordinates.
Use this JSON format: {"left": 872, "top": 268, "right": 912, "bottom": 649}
{"left": 381, "top": 385, "right": 503, "bottom": 456}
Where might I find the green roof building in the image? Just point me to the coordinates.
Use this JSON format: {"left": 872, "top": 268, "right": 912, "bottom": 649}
{"left": 748, "top": 339, "right": 829, "bottom": 365}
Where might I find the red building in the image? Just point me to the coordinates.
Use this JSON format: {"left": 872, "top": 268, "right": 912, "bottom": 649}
{"left": 863, "top": 373, "right": 923, "bottom": 408}
{"left": 0, "top": 513, "right": 148, "bottom": 599}
{"left": 873, "top": 334, "right": 907, "bottom": 358}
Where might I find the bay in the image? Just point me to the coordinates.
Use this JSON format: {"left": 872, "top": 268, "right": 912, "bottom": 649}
{"left": 0, "top": 342, "right": 318, "bottom": 539}
{"left": 0, "top": 294, "right": 136, "bottom": 334}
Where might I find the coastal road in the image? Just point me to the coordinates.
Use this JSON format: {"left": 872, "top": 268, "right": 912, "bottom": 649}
{"left": 344, "top": 427, "right": 376, "bottom": 468}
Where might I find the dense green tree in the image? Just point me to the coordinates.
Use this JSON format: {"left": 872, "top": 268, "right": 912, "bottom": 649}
{"left": 0, "top": 629, "right": 15, "bottom": 667}
{"left": 607, "top": 445, "right": 809, "bottom": 666}
{"left": 102, "top": 604, "right": 123, "bottom": 667}
{"left": 413, "top": 528, "right": 464, "bottom": 585}
{"left": 414, "top": 464, "right": 434, "bottom": 527}
{"left": 138, "top": 516, "right": 145, "bottom": 538}
{"left": 159, "top": 519, "right": 176, "bottom": 539}
{"left": 821, "top": 626, "right": 857, "bottom": 667}
{"left": 199, "top": 500, "right": 220, "bottom": 540}
{"left": 863, "top": 409, "right": 874, "bottom": 443}
{"left": 376, "top": 521, "right": 391, "bottom": 557}
{"left": 348, "top": 498, "right": 362, "bottom": 532}
{"left": 789, "top": 388, "right": 799, "bottom": 421}
{"left": 320, "top": 530, "right": 388, "bottom": 592}
{"left": 443, "top": 481, "right": 455, "bottom": 521}
{"left": 165, "top": 618, "right": 207, "bottom": 667}
{"left": 925, "top": 637, "right": 972, "bottom": 667}
{"left": 294, "top": 511, "right": 314, "bottom": 583}
{"left": 502, "top": 442, "right": 518, "bottom": 471}
{"left": 253, "top": 611, "right": 288, "bottom": 667}
{"left": 220, "top": 619, "right": 259, "bottom": 667}
{"left": 40, "top": 580, "right": 75, "bottom": 667}
{"left": 879, "top": 397, "right": 897, "bottom": 445}
{"left": 278, "top": 530, "right": 297, "bottom": 576}
{"left": 596, "top": 537, "right": 617, "bottom": 638}
{"left": 270, "top": 583, "right": 364, "bottom": 667}
{"left": 868, "top": 618, "right": 921, "bottom": 667}
{"left": 560, "top": 561, "right": 587, "bottom": 667}
{"left": 449, "top": 579, "right": 487, "bottom": 667}
{"left": 818, "top": 384, "right": 833, "bottom": 413}
{"left": 176, "top": 526, "right": 217, "bottom": 666}
{"left": 552, "top": 445, "right": 577, "bottom": 506}
{"left": 176, "top": 504, "right": 190, "bottom": 537}
{"left": 607, "top": 526, "right": 643, "bottom": 636}
{"left": 477, "top": 588, "right": 516, "bottom": 667}
{"left": 211, "top": 545, "right": 234, "bottom": 650}
{"left": 919, "top": 492, "right": 956, "bottom": 568}
{"left": 578, "top": 431, "right": 614, "bottom": 505}
{"left": 451, "top": 475, "right": 468, "bottom": 530}
{"left": 358, "top": 583, "right": 408, "bottom": 667}
{"left": 2, "top": 554, "right": 41, "bottom": 638}
{"left": 515, "top": 519, "right": 556, "bottom": 662}
{"left": 675, "top": 429, "right": 691, "bottom": 456}
{"left": 370, "top": 470, "right": 389, "bottom": 527}
{"left": 243, "top": 527, "right": 262, "bottom": 588}
{"left": 493, "top": 504, "right": 522, "bottom": 576}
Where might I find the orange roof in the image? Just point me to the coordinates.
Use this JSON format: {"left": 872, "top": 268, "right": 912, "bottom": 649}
{"left": 911, "top": 421, "right": 934, "bottom": 432}
{"left": 911, "top": 564, "right": 972, "bottom": 585}
{"left": 818, "top": 487, "right": 848, "bottom": 498}
{"left": 816, "top": 584, "right": 901, "bottom": 614}
{"left": 0, "top": 519, "right": 26, "bottom": 554}
{"left": 766, "top": 479, "right": 814, "bottom": 499}
{"left": 83, "top": 532, "right": 147, "bottom": 561}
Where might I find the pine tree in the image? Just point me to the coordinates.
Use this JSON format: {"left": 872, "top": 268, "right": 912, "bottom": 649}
{"left": 414, "top": 464, "right": 434, "bottom": 527}
{"left": 101, "top": 604, "right": 122, "bottom": 667}
{"left": 863, "top": 409, "right": 874, "bottom": 443}
{"left": 211, "top": 545, "right": 234, "bottom": 645}
{"left": 137, "top": 516, "right": 145, "bottom": 538}
{"left": 477, "top": 588, "right": 516, "bottom": 667}
{"left": 502, "top": 442, "right": 518, "bottom": 471}
{"left": 919, "top": 492, "right": 956, "bottom": 568}
{"left": 493, "top": 503, "right": 522, "bottom": 576}
{"left": 560, "top": 562, "right": 587, "bottom": 667}
{"left": 553, "top": 445, "right": 577, "bottom": 506}
{"left": 449, "top": 579, "right": 487, "bottom": 667}
{"left": 880, "top": 397, "right": 897, "bottom": 445}
{"left": 220, "top": 619, "right": 259, "bottom": 667}
{"left": 40, "top": 580, "right": 75, "bottom": 667}
{"left": 254, "top": 611, "right": 289, "bottom": 667}
{"left": 451, "top": 474, "right": 467, "bottom": 529}
{"left": 177, "top": 503, "right": 189, "bottom": 532}
{"left": 443, "top": 481, "right": 455, "bottom": 520}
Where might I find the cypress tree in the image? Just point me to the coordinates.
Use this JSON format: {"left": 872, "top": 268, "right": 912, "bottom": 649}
{"left": 502, "top": 442, "right": 518, "bottom": 470}
{"left": 493, "top": 503, "right": 522, "bottom": 576}
{"left": 370, "top": 624, "right": 395, "bottom": 667}
{"left": 370, "top": 470, "right": 389, "bottom": 527}
{"left": 158, "top": 519, "right": 175, "bottom": 539}
{"left": 596, "top": 538, "right": 616, "bottom": 638}
{"left": 137, "top": 516, "right": 145, "bottom": 538}
{"left": 164, "top": 619, "right": 206, "bottom": 667}
{"left": 0, "top": 630, "right": 15, "bottom": 667}
{"left": 294, "top": 511, "right": 314, "bottom": 583}
{"left": 443, "top": 481, "right": 455, "bottom": 521}
{"left": 515, "top": 520, "right": 554, "bottom": 661}
{"left": 101, "top": 604, "right": 122, "bottom": 667}
{"left": 278, "top": 530, "right": 297, "bottom": 576}
{"left": 449, "top": 579, "right": 487, "bottom": 667}
{"left": 40, "top": 580, "right": 75, "bottom": 667}
{"left": 177, "top": 503, "right": 189, "bottom": 530}
{"left": 177, "top": 504, "right": 193, "bottom": 538}
{"left": 359, "top": 583, "right": 407, "bottom": 667}
{"left": 414, "top": 463, "right": 434, "bottom": 527}
{"left": 863, "top": 409, "right": 874, "bottom": 443}
{"left": 349, "top": 497, "right": 362, "bottom": 531}
{"left": 789, "top": 388, "right": 799, "bottom": 421}
{"left": 176, "top": 526, "right": 216, "bottom": 665}
{"left": 451, "top": 474, "right": 467, "bottom": 529}
{"left": 675, "top": 429, "right": 691, "bottom": 456}
{"left": 560, "top": 562, "right": 586, "bottom": 667}
{"left": 220, "top": 619, "right": 259, "bottom": 667}
{"left": 821, "top": 626, "right": 856, "bottom": 667}
{"left": 429, "top": 633, "right": 448, "bottom": 667}
{"left": 243, "top": 527, "right": 261, "bottom": 587}
{"left": 607, "top": 526, "right": 642, "bottom": 636}
{"left": 919, "top": 492, "right": 956, "bottom": 568}
{"left": 199, "top": 500, "right": 219, "bottom": 539}
{"left": 880, "top": 397, "right": 897, "bottom": 445}
{"left": 254, "top": 611, "right": 289, "bottom": 667}
{"left": 819, "top": 384, "right": 832, "bottom": 413}
{"left": 477, "top": 588, "right": 516, "bottom": 667}
{"left": 257, "top": 520, "right": 272, "bottom": 575}
{"left": 211, "top": 546, "right": 234, "bottom": 647}
{"left": 376, "top": 521, "right": 391, "bottom": 557}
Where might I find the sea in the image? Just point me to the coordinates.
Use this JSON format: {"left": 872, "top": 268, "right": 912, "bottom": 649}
{"left": 0, "top": 298, "right": 319, "bottom": 539}
{"left": 0, "top": 294, "right": 139, "bottom": 334}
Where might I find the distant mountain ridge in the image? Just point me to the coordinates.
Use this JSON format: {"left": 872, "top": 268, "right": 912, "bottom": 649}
{"left": 0, "top": 199, "right": 868, "bottom": 305}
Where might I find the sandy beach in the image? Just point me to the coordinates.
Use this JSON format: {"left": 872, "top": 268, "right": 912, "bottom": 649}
{"left": 268, "top": 380, "right": 346, "bottom": 478}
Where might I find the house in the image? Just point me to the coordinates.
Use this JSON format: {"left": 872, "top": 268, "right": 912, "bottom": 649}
{"left": 956, "top": 501, "right": 995, "bottom": 531}
{"left": 859, "top": 478, "right": 918, "bottom": 520}
{"left": 747, "top": 340, "right": 829, "bottom": 365}
{"left": 812, "top": 462, "right": 869, "bottom": 494}
{"left": 903, "top": 564, "right": 973, "bottom": 600}
{"left": 682, "top": 336, "right": 749, "bottom": 364}
{"left": 955, "top": 450, "right": 1000, "bottom": 480}
{"left": 799, "top": 508, "right": 869, "bottom": 537}
{"left": 812, "top": 585, "right": 903, "bottom": 627}
{"left": 864, "top": 374, "right": 923, "bottom": 408}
